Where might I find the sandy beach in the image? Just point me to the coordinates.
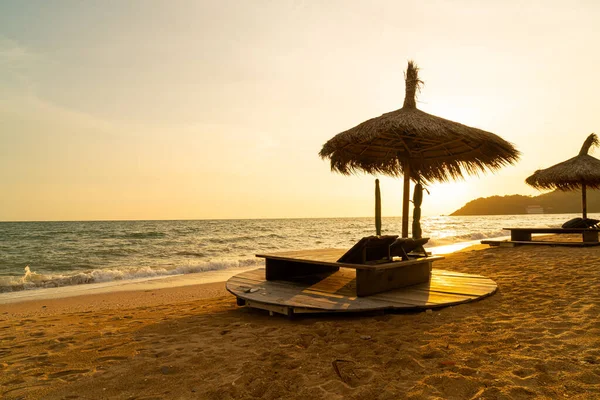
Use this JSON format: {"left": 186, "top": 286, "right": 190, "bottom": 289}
{"left": 1, "top": 243, "right": 600, "bottom": 399}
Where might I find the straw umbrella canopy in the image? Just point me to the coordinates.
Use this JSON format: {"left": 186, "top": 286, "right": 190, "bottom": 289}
{"left": 320, "top": 61, "right": 520, "bottom": 237}
{"left": 526, "top": 133, "right": 600, "bottom": 219}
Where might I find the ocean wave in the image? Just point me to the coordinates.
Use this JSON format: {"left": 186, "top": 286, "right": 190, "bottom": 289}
{"left": 426, "top": 230, "right": 509, "bottom": 247}
{"left": 123, "top": 232, "right": 166, "bottom": 239}
{"left": 175, "top": 251, "right": 206, "bottom": 257}
{"left": 203, "top": 233, "right": 285, "bottom": 244}
{"left": 0, "top": 258, "right": 264, "bottom": 293}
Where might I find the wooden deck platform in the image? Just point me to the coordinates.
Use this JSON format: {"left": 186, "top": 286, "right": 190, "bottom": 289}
{"left": 226, "top": 268, "right": 498, "bottom": 316}
{"left": 482, "top": 239, "right": 600, "bottom": 247}
{"left": 501, "top": 227, "right": 600, "bottom": 244}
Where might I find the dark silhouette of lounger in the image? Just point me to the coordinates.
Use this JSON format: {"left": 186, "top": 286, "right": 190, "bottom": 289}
{"left": 337, "top": 235, "right": 398, "bottom": 264}
{"left": 562, "top": 217, "right": 600, "bottom": 229}
{"left": 390, "top": 237, "right": 430, "bottom": 260}
{"left": 337, "top": 236, "right": 430, "bottom": 264}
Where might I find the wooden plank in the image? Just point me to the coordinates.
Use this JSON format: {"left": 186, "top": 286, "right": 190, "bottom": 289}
{"left": 426, "top": 284, "right": 498, "bottom": 295}
{"left": 256, "top": 249, "right": 443, "bottom": 271}
{"left": 484, "top": 240, "right": 600, "bottom": 247}
{"left": 384, "top": 282, "right": 497, "bottom": 301}
{"left": 356, "top": 261, "right": 431, "bottom": 296}
{"left": 583, "top": 230, "right": 599, "bottom": 242}
{"left": 426, "top": 285, "right": 497, "bottom": 296}
{"left": 226, "top": 268, "right": 497, "bottom": 314}
{"left": 480, "top": 240, "right": 504, "bottom": 247}
{"left": 433, "top": 269, "right": 488, "bottom": 279}
{"left": 430, "top": 274, "right": 498, "bottom": 286}
{"left": 230, "top": 268, "right": 497, "bottom": 295}
{"left": 256, "top": 248, "right": 345, "bottom": 261}
{"left": 228, "top": 269, "right": 498, "bottom": 300}
{"left": 361, "top": 256, "right": 443, "bottom": 270}
{"left": 422, "top": 286, "right": 496, "bottom": 297}
{"left": 368, "top": 289, "right": 475, "bottom": 306}
{"left": 245, "top": 300, "right": 292, "bottom": 316}
{"left": 503, "top": 228, "right": 600, "bottom": 233}
{"left": 504, "top": 227, "right": 600, "bottom": 244}
{"left": 367, "top": 287, "right": 460, "bottom": 303}
{"left": 426, "top": 283, "right": 497, "bottom": 295}
{"left": 254, "top": 280, "right": 357, "bottom": 299}
{"left": 265, "top": 258, "right": 339, "bottom": 280}
{"left": 292, "top": 307, "right": 340, "bottom": 314}
{"left": 244, "top": 281, "right": 360, "bottom": 306}
{"left": 235, "top": 281, "right": 482, "bottom": 309}
{"left": 230, "top": 273, "right": 356, "bottom": 296}
{"left": 243, "top": 289, "right": 382, "bottom": 311}
{"left": 511, "top": 230, "right": 531, "bottom": 241}
{"left": 229, "top": 275, "right": 416, "bottom": 310}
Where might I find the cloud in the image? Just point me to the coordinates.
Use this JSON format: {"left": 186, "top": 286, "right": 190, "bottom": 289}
{"left": 0, "top": 36, "right": 123, "bottom": 138}
{"left": 0, "top": 36, "right": 34, "bottom": 64}
{"left": 0, "top": 36, "right": 40, "bottom": 103}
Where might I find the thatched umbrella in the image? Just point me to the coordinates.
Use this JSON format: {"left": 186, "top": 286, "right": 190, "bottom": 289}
{"left": 320, "top": 61, "right": 520, "bottom": 237}
{"left": 526, "top": 133, "right": 600, "bottom": 219}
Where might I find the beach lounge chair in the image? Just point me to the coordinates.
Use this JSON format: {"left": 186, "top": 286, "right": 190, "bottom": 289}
{"left": 562, "top": 217, "right": 600, "bottom": 229}
{"left": 256, "top": 236, "right": 441, "bottom": 298}
{"left": 337, "top": 236, "right": 430, "bottom": 264}
{"left": 337, "top": 235, "right": 398, "bottom": 264}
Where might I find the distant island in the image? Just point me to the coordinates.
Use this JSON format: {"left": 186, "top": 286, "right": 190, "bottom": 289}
{"left": 451, "top": 190, "right": 599, "bottom": 216}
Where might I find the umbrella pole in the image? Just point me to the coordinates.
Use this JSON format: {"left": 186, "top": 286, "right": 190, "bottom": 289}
{"left": 582, "top": 183, "right": 587, "bottom": 219}
{"left": 401, "top": 162, "right": 411, "bottom": 238}
{"left": 375, "top": 179, "right": 382, "bottom": 236}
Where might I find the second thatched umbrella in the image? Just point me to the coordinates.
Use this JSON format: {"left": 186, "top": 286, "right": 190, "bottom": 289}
{"left": 320, "top": 61, "right": 520, "bottom": 237}
{"left": 526, "top": 133, "right": 600, "bottom": 219}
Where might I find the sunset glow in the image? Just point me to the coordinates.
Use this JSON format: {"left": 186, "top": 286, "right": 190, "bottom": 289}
{"left": 2, "top": 1, "right": 600, "bottom": 221}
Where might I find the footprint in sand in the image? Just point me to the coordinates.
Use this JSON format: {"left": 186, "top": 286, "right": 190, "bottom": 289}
{"left": 512, "top": 367, "right": 536, "bottom": 379}
{"left": 422, "top": 375, "right": 484, "bottom": 399}
{"left": 48, "top": 369, "right": 91, "bottom": 379}
{"left": 575, "top": 370, "right": 600, "bottom": 384}
{"left": 298, "top": 333, "right": 315, "bottom": 349}
{"left": 508, "top": 386, "right": 537, "bottom": 397}
{"left": 96, "top": 356, "right": 128, "bottom": 362}
{"left": 4, "top": 377, "right": 26, "bottom": 385}
{"left": 28, "top": 355, "right": 49, "bottom": 363}
{"left": 331, "top": 360, "right": 374, "bottom": 388}
{"left": 3, "top": 384, "right": 50, "bottom": 399}
{"left": 154, "top": 350, "right": 174, "bottom": 358}
{"left": 97, "top": 346, "right": 119, "bottom": 353}
{"left": 48, "top": 341, "right": 70, "bottom": 351}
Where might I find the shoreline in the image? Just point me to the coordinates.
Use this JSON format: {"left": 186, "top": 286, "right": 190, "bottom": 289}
{"left": 0, "top": 240, "right": 494, "bottom": 306}
{"left": 0, "top": 266, "right": 258, "bottom": 306}
{"left": 0, "top": 243, "right": 488, "bottom": 317}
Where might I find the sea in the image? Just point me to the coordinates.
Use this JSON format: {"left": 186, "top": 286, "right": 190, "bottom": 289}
{"left": 0, "top": 214, "right": 593, "bottom": 296}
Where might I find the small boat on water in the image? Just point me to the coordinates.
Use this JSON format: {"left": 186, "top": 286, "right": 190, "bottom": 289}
{"left": 526, "top": 205, "right": 544, "bottom": 214}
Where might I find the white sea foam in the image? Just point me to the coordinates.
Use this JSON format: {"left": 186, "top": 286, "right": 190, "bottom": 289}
{"left": 425, "top": 229, "right": 509, "bottom": 247}
{"left": 0, "top": 258, "right": 264, "bottom": 293}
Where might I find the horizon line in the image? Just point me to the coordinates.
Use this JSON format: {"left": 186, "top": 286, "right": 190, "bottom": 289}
{"left": 0, "top": 215, "right": 450, "bottom": 223}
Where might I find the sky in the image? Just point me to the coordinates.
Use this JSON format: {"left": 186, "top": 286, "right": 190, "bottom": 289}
{"left": 1, "top": 0, "right": 600, "bottom": 221}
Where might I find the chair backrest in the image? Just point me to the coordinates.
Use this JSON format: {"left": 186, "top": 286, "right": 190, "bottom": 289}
{"left": 562, "top": 218, "right": 600, "bottom": 229}
{"left": 587, "top": 219, "right": 600, "bottom": 228}
{"left": 390, "top": 237, "right": 430, "bottom": 260}
{"left": 337, "top": 235, "right": 398, "bottom": 264}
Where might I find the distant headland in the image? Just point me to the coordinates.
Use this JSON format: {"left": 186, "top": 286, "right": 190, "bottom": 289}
{"left": 451, "top": 190, "right": 600, "bottom": 216}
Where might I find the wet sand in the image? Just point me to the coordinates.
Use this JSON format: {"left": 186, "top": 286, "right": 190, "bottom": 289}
{"left": 1, "top": 241, "right": 599, "bottom": 399}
